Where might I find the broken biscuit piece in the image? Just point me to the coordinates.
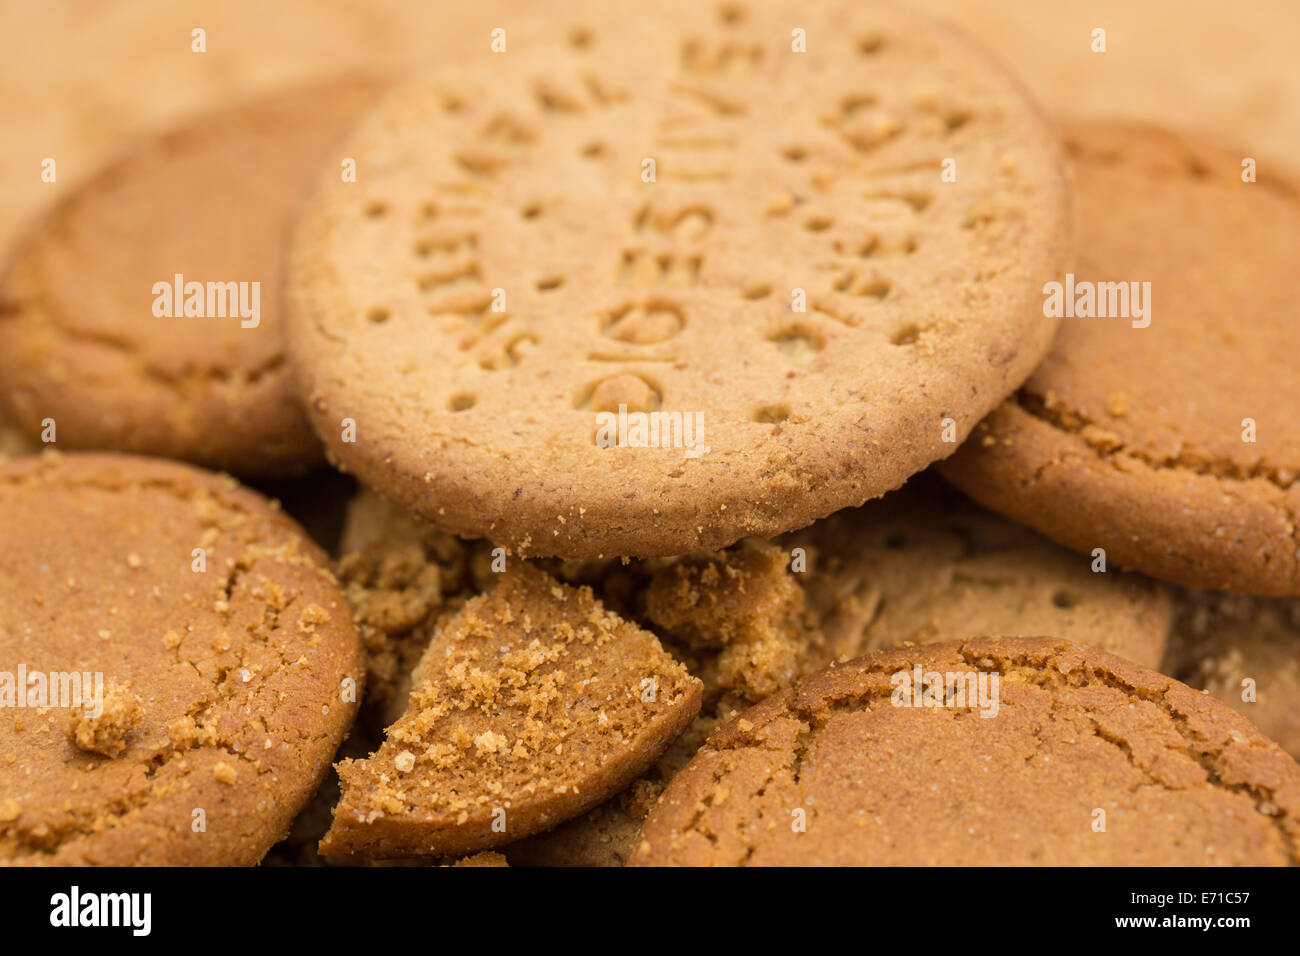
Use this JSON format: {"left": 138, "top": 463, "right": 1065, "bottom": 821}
{"left": 320, "top": 564, "right": 701, "bottom": 858}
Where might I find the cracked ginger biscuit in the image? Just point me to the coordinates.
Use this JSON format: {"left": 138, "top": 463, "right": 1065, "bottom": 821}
{"left": 630, "top": 636, "right": 1300, "bottom": 866}
{"left": 0, "top": 77, "right": 386, "bottom": 477}
{"left": 319, "top": 563, "right": 701, "bottom": 858}
{"left": 0, "top": 453, "right": 364, "bottom": 865}
{"left": 286, "top": 0, "right": 1070, "bottom": 558}
{"left": 941, "top": 122, "right": 1300, "bottom": 594}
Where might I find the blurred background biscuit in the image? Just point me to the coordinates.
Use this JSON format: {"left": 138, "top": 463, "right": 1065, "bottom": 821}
{"left": 0, "top": 77, "right": 386, "bottom": 475}
{"left": 943, "top": 122, "right": 1300, "bottom": 594}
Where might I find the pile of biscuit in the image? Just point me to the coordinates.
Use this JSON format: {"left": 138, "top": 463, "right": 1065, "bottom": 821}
{"left": 1, "top": 0, "right": 1297, "bottom": 867}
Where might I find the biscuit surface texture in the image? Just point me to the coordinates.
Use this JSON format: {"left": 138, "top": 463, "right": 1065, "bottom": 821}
{"left": 0, "top": 78, "right": 384, "bottom": 477}
{"left": 288, "top": 0, "right": 1069, "bottom": 557}
{"left": 631, "top": 637, "right": 1300, "bottom": 866}
{"left": 942, "top": 121, "right": 1300, "bottom": 594}
{"left": 0, "top": 453, "right": 363, "bottom": 865}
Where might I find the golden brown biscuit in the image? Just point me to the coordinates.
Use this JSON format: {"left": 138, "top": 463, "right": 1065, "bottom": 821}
{"left": 0, "top": 453, "right": 363, "bottom": 865}
{"left": 631, "top": 637, "right": 1300, "bottom": 866}
{"left": 0, "top": 77, "right": 386, "bottom": 477}
{"left": 942, "top": 122, "right": 1300, "bottom": 594}
{"left": 320, "top": 564, "right": 701, "bottom": 858}
{"left": 287, "top": 0, "right": 1070, "bottom": 558}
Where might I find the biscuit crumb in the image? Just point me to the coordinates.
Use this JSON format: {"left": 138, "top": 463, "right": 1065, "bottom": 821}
{"left": 69, "top": 681, "right": 143, "bottom": 757}
{"left": 167, "top": 715, "right": 198, "bottom": 749}
{"left": 474, "top": 731, "right": 509, "bottom": 756}
{"left": 1079, "top": 424, "right": 1122, "bottom": 452}
{"left": 298, "top": 603, "right": 331, "bottom": 633}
